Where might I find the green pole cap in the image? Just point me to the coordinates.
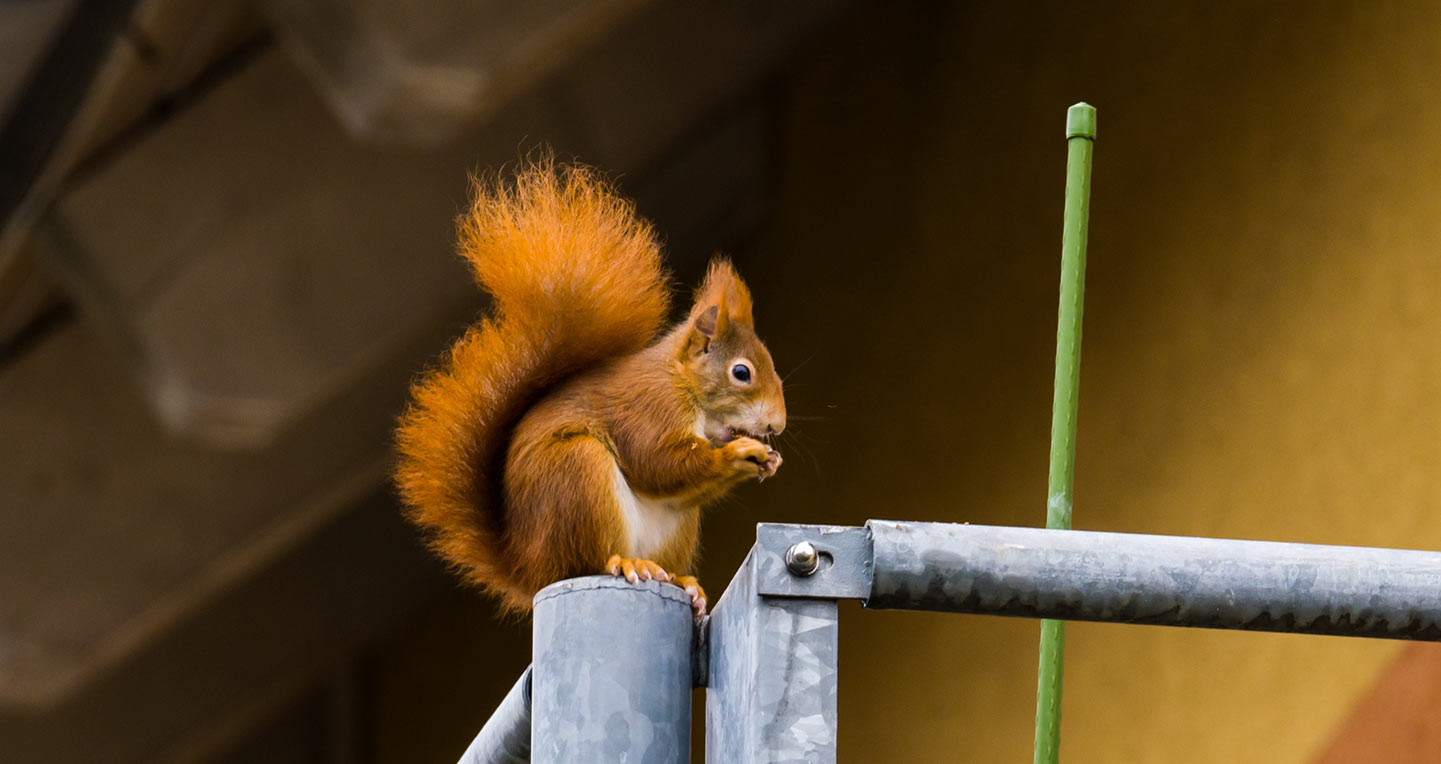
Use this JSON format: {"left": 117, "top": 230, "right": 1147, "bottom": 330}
{"left": 1066, "top": 102, "right": 1096, "bottom": 140}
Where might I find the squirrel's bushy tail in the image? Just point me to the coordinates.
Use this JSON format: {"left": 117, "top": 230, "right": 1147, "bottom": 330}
{"left": 394, "top": 159, "right": 669, "bottom": 604}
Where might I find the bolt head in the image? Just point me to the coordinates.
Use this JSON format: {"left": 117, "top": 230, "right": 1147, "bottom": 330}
{"left": 786, "top": 541, "right": 820, "bottom": 576}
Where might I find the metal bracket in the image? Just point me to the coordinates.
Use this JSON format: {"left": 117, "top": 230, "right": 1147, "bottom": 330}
{"left": 753, "top": 523, "right": 872, "bottom": 599}
{"left": 707, "top": 544, "right": 840, "bottom": 763}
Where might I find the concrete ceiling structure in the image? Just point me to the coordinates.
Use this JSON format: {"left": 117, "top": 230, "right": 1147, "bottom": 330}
{"left": 0, "top": 1, "right": 849, "bottom": 760}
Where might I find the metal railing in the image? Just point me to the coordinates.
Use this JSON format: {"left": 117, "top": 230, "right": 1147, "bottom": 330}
{"left": 461, "top": 519, "right": 1441, "bottom": 762}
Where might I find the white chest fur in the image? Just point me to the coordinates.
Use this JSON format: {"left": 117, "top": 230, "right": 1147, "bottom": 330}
{"left": 611, "top": 464, "right": 687, "bottom": 558}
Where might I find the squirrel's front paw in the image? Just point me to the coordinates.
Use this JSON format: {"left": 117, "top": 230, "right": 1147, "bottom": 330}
{"left": 723, "top": 436, "right": 781, "bottom": 480}
{"left": 757, "top": 448, "right": 782, "bottom": 481}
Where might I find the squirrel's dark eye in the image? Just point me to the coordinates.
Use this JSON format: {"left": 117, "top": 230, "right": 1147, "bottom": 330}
{"left": 731, "top": 363, "right": 752, "bottom": 384}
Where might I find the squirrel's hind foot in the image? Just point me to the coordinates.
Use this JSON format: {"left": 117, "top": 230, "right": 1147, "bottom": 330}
{"left": 674, "top": 575, "right": 707, "bottom": 622}
{"left": 605, "top": 555, "right": 707, "bottom": 622}
{"left": 605, "top": 554, "right": 673, "bottom": 584}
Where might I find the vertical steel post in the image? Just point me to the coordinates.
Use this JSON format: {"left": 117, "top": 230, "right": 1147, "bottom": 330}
{"left": 707, "top": 547, "right": 839, "bottom": 764}
{"left": 1034, "top": 101, "right": 1096, "bottom": 764}
{"left": 531, "top": 577, "right": 693, "bottom": 764}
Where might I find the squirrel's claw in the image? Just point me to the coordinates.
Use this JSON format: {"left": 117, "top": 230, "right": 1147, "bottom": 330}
{"left": 758, "top": 448, "right": 782, "bottom": 481}
{"left": 675, "top": 575, "right": 708, "bottom": 622}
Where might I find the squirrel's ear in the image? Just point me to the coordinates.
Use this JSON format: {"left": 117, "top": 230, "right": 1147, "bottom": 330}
{"left": 695, "top": 304, "right": 720, "bottom": 339}
{"left": 689, "top": 305, "right": 720, "bottom": 354}
{"left": 693, "top": 257, "right": 754, "bottom": 331}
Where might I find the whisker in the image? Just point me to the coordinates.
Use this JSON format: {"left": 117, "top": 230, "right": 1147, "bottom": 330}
{"left": 781, "top": 353, "right": 817, "bottom": 384}
{"left": 779, "top": 431, "right": 824, "bottom": 477}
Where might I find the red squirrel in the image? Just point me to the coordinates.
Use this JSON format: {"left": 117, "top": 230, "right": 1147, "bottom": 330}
{"left": 394, "top": 159, "right": 785, "bottom": 620}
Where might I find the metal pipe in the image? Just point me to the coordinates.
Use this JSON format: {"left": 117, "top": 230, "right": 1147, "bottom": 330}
{"left": 866, "top": 521, "right": 1441, "bottom": 640}
{"left": 531, "top": 576, "right": 693, "bottom": 763}
{"left": 457, "top": 667, "right": 532, "bottom": 764}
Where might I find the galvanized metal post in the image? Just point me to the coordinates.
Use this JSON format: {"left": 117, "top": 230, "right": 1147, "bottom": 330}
{"left": 531, "top": 576, "right": 694, "bottom": 764}
{"left": 707, "top": 547, "right": 839, "bottom": 763}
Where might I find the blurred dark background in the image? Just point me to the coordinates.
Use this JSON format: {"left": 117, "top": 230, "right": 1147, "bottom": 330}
{"left": 3, "top": 1, "right": 1441, "bottom": 762}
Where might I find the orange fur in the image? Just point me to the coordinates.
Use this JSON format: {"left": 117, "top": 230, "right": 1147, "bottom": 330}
{"left": 394, "top": 159, "right": 785, "bottom": 613}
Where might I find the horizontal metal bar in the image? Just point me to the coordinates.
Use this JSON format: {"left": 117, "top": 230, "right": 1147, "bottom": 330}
{"left": 865, "top": 521, "right": 1441, "bottom": 640}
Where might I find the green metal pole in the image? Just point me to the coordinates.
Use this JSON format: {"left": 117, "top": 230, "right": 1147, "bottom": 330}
{"left": 1033, "top": 102, "right": 1095, "bottom": 764}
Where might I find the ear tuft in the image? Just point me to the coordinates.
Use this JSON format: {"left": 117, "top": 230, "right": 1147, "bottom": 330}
{"left": 692, "top": 257, "right": 754, "bottom": 329}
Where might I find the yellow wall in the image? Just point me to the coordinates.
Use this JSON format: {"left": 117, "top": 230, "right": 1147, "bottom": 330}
{"left": 734, "top": 2, "right": 1441, "bottom": 761}
{"left": 372, "top": 3, "right": 1441, "bottom": 761}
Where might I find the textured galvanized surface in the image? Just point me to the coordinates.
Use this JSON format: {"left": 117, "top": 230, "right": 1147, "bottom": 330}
{"left": 867, "top": 521, "right": 1441, "bottom": 640}
{"left": 754, "top": 523, "right": 872, "bottom": 599}
{"left": 458, "top": 666, "right": 532, "bottom": 764}
{"left": 707, "top": 548, "right": 839, "bottom": 764}
{"left": 532, "top": 577, "right": 693, "bottom": 764}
